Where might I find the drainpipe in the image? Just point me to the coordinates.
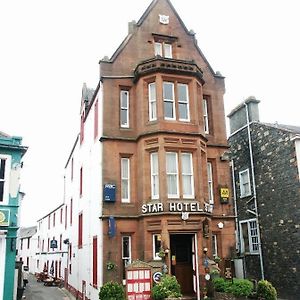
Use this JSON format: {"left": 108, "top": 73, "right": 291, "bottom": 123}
{"left": 230, "top": 160, "right": 239, "bottom": 252}
{"left": 244, "top": 103, "right": 265, "bottom": 280}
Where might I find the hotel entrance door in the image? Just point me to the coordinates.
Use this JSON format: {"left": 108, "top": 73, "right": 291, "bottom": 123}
{"left": 170, "top": 234, "right": 196, "bottom": 296}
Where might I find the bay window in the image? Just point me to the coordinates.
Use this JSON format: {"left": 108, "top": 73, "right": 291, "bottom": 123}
{"left": 163, "top": 82, "right": 175, "bottom": 120}
{"left": 181, "top": 153, "right": 194, "bottom": 198}
{"left": 178, "top": 83, "right": 190, "bottom": 121}
{"left": 166, "top": 152, "right": 179, "bottom": 198}
{"left": 148, "top": 82, "right": 157, "bottom": 121}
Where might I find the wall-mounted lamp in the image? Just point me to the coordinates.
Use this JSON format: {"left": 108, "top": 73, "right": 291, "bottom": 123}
{"left": 217, "top": 222, "right": 224, "bottom": 229}
{"left": 164, "top": 248, "right": 170, "bottom": 255}
{"left": 203, "top": 247, "right": 208, "bottom": 254}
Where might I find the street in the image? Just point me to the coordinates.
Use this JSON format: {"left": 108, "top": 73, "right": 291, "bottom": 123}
{"left": 22, "top": 274, "right": 74, "bottom": 300}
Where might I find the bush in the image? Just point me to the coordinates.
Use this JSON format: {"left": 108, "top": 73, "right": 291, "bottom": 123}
{"left": 213, "top": 278, "right": 254, "bottom": 297}
{"left": 225, "top": 279, "right": 253, "bottom": 297}
{"left": 257, "top": 280, "right": 277, "bottom": 300}
{"left": 99, "top": 281, "right": 125, "bottom": 300}
{"left": 151, "top": 275, "right": 182, "bottom": 300}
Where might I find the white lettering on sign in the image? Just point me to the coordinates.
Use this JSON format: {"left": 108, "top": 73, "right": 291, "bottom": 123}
{"left": 142, "top": 202, "right": 206, "bottom": 214}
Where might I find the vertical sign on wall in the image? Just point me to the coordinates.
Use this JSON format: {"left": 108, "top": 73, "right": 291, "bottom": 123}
{"left": 127, "top": 268, "right": 151, "bottom": 300}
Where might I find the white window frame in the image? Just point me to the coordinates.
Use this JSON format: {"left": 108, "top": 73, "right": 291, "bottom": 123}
{"left": 163, "top": 82, "right": 176, "bottom": 120}
{"left": 154, "top": 42, "right": 162, "bottom": 56}
{"left": 153, "top": 234, "right": 162, "bottom": 260}
{"left": 181, "top": 153, "right": 194, "bottom": 199}
{"left": 0, "top": 155, "right": 11, "bottom": 204}
{"left": 148, "top": 82, "right": 157, "bottom": 121}
{"left": 154, "top": 42, "right": 172, "bottom": 58}
{"left": 120, "top": 90, "right": 129, "bottom": 128}
{"left": 239, "top": 219, "right": 259, "bottom": 254}
{"left": 207, "top": 162, "right": 214, "bottom": 204}
{"left": 239, "top": 169, "right": 251, "bottom": 197}
{"left": 212, "top": 234, "right": 218, "bottom": 258}
{"left": 121, "top": 158, "right": 130, "bottom": 203}
{"left": 164, "top": 43, "right": 172, "bottom": 58}
{"left": 166, "top": 152, "right": 179, "bottom": 198}
{"left": 178, "top": 83, "right": 190, "bottom": 121}
{"left": 150, "top": 152, "right": 159, "bottom": 199}
{"left": 203, "top": 98, "right": 209, "bottom": 134}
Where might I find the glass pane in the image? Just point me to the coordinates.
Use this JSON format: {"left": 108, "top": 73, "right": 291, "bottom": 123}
{"left": 154, "top": 43, "right": 162, "bottom": 56}
{"left": 164, "top": 44, "right": 172, "bottom": 58}
{"left": 181, "top": 154, "right": 191, "bottom": 173}
{"left": 163, "top": 82, "right": 174, "bottom": 100}
{"left": 167, "top": 175, "right": 177, "bottom": 195}
{"left": 122, "top": 236, "right": 130, "bottom": 258}
{"left": 121, "top": 91, "right": 128, "bottom": 108}
{"left": 149, "top": 83, "right": 156, "bottom": 100}
{"left": 121, "top": 110, "right": 128, "bottom": 126}
{"left": 151, "top": 153, "right": 158, "bottom": 173}
{"left": 166, "top": 153, "right": 177, "bottom": 173}
{"left": 151, "top": 102, "right": 157, "bottom": 120}
{"left": 183, "top": 175, "right": 192, "bottom": 195}
{"left": 0, "top": 182, "right": 4, "bottom": 201}
{"left": 179, "top": 103, "right": 188, "bottom": 120}
{"left": 164, "top": 101, "right": 174, "bottom": 119}
{"left": 0, "top": 159, "right": 5, "bottom": 179}
{"left": 178, "top": 84, "right": 188, "bottom": 102}
{"left": 122, "top": 180, "right": 128, "bottom": 199}
{"left": 122, "top": 159, "right": 129, "bottom": 178}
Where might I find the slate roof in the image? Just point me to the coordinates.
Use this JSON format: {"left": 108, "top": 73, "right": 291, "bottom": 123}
{"left": 19, "top": 226, "right": 37, "bottom": 239}
{"left": 0, "top": 131, "right": 10, "bottom": 137}
{"left": 262, "top": 122, "right": 300, "bottom": 134}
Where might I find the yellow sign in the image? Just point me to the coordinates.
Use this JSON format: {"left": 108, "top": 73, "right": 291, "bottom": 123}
{"left": 220, "top": 188, "right": 229, "bottom": 198}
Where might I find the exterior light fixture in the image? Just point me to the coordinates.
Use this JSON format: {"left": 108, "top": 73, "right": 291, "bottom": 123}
{"left": 217, "top": 222, "right": 224, "bottom": 229}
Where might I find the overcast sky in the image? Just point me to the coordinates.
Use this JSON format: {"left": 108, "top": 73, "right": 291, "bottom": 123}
{"left": 1, "top": 0, "right": 299, "bottom": 227}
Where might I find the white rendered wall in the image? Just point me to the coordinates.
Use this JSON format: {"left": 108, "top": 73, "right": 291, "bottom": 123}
{"left": 0, "top": 234, "right": 6, "bottom": 299}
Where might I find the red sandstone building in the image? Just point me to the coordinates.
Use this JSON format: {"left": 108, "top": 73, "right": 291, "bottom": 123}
{"left": 100, "top": 0, "right": 235, "bottom": 298}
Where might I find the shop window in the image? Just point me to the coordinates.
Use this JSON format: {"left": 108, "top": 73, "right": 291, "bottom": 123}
{"left": 240, "top": 219, "right": 259, "bottom": 254}
{"left": 120, "top": 90, "right": 129, "bottom": 128}
{"left": 153, "top": 234, "right": 162, "bottom": 260}
{"left": 150, "top": 152, "right": 159, "bottom": 199}
{"left": 239, "top": 169, "right": 251, "bottom": 197}
{"left": 121, "top": 158, "right": 130, "bottom": 203}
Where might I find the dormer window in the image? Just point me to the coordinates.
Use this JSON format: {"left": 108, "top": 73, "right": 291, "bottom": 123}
{"left": 154, "top": 42, "right": 172, "bottom": 58}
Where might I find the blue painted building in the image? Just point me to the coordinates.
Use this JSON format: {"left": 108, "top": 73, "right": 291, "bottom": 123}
{"left": 0, "top": 131, "right": 27, "bottom": 300}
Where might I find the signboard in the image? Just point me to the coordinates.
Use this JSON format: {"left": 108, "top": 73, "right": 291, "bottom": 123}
{"left": 153, "top": 272, "right": 162, "bottom": 283}
{"left": 127, "top": 269, "right": 151, "bottom": 300}
{"left": 103, "top": 184, "right": 116, "bottom": 202}
{"left": 0, "top": 209, "right": 10, "bottom": 227}
{"left": 220, "top": 187, "right": 229, "bottom": 204}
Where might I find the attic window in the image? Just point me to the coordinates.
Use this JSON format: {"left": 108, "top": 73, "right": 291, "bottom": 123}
{"left": 153, "top": 34, "right": 177, "bottom": 59}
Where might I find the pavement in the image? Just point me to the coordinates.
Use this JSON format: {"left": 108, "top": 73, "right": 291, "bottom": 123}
{"left": 22, "top": 273, "right": 76, "bottom": 300}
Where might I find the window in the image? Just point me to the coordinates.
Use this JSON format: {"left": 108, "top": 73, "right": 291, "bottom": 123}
{"left": 71, "top": 158, "right": 74, "bottom": 181}
{"left": 239, "top": 169, "right": 251, "bottom": 197}
{"left": 60, "top": 208, "right": 63, "bottom": 224}
{"left": 148, "top": 82, "right": 157, "bottom": 121}
{"left": 207, "top": 162, "right": 214, "bottom": 204}
{"left": 78, "top": 213, "right": 83, "bottom": 248}
{"left": 93, "top": 236, "right": 98, "bottom": 287}
{"left": 163, "top": 82, "right": 190, "bottom": 121}
{"left": 166, "top": 152, "right": 194, "bottom": 199}
{"left": 166, "top": 152, "right": 179, "bottom": 198}
{"left": 70, "top": 199, "right": 73, "bottom": 225}
{"left": 154, "top": 42, "right": 172, "bottom": 58}
{"left": 150, "top": 152, "right": 159, "bottom": 199}
{"left": 163, "top": 82, "right": 175, "bottom": 120}
{"left": 0, "top": 157, "right": 8, "bottom": 202}
{"left": 122, "top": 236, "right": 131, "bottom": 279}
{"left": 53, "top": 212, "right": 55, "bottom": 227}
{"left": 80, "top": 167, "right": 83, "bottom": 197}
{"left": 59, "top": 234, "right": 62, "bottom": 251}
{"left": 153, "top": 234, "right": 162, "bottom": 260}
{"left": 27, "top": 238, "right": 30, "bottom": 249}
{"left": 240, "top": 219, "right": 259, "bottom": 254}
{"left": 80, "top": 113, "right": 85, "bottom": 144}
{"left": 178, "top": 84, "right": 190, "bottom": 121}
{"left": 120, "top": 90, "right": 129, "bottom": 128}
{"left": 121, "top": 158, "right": 130, "bottom": 203}
{"left": 94, "top": 99, "right": 98, "bottom": 139}
{"left": 65, "top": 205, "right": 68, "bottom": 229}
{"left": 21, "top": 239, "right": 23, "bottom": 250}
{"left": 48, "top": 215, "right": 50, "bottom": 230}
{"left": 203, "top": 98, "right": 209, "bottom": 134}
{"left": 212, "top": 234, "right": 218, "bottom": 257}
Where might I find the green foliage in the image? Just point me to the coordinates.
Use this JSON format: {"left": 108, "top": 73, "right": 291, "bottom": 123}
{"left": 151, "top": 275, "right": 182, "bottom": 300}
{"left": 99, "top": 281, "right": 125, "bottom": 300}
{"left": 257, "top": 280, "right": 277, "bottom": 300}
{"left": 213, "top": 278, "right": 253, "bottom": 297}
{"left": 225, "top": 279, "right": 253, "bottom": 297}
